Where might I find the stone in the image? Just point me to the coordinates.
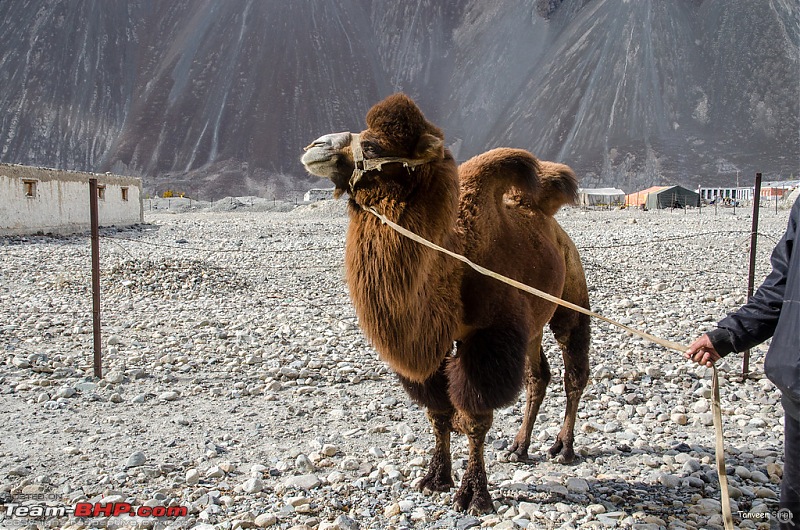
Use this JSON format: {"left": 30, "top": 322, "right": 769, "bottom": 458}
{"left": 284, "top": 474, "right": 321, "bottom": 490}
{"left": 8, "top": 466, "right": 31, "bottom": 476}
{"left": 186, "top": 468, "right": 200, "bottom": 485}
{"left": 159, "top": 391, "right": 180, "bottom": 401}
{"left": 671, "top": 413, "right": 688, "bottom": 425}
{"left": 205, "top": 465, "right": 225, "bottom": 478}
{"left": 254, "top": 513, "right": 278, "bottom": 527}
{"left": 766, "top": 462, "right": 783, "bottom": 480}
{"left": 320, "top": 515, "right": 359, "bottom": 530}
{"left": 105, "top": 371, "right": 125, "bottom": 384}
{"left": 340, "top": 458, "right": 360, "bottom": 471}
{"left": 125, "top": 451, "right": 146, "bottom": 468}
{"left": 456, "top": 515, "right": 481, "bottom": 530}
{"left": 12, "top": 356, "right": 30, "bottom": 368}
{"left": 755, "top": 487, "right": 778, "bottom": 499}
{"left": 658, "top": 473, "right": 681, "bottom": 488}
{"left": 242, "top": 477, "right": 264, "bottom": 493}
{"left": 566, "top": 477, "right": 590, "bottom": 493}
{"left": 295, "top": 454, "right": 314, "bottom": 473}
{"left": 56, "top": 386, "right": 75, "bottom": 398}
{"left": 397, "top": 500, "right": 414, "bottom": 513}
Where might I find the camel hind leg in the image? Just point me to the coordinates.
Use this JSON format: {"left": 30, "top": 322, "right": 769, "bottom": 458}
{"left": 547, "top": 306, "right": 590, "bottom": 463}
{"left": 509, "top": 331, "right": 551, "bottom": 460}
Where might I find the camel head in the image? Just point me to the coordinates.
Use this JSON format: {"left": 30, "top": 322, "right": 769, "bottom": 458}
{"left": 302, "top": 93, "right": 446, "bottom": 198}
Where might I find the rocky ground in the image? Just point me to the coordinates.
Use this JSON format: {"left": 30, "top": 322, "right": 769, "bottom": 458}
{"left": 0, "top": 200, "right": 794, "bottom": 530}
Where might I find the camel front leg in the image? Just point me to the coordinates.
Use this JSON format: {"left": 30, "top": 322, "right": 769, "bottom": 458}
{"left": 397, "top": 363, "right": 455, "bottom": 493}
{"left": 444, "top": 324, "right": 528, "bottom": 513}
{"left": 452, "top": 410, "right": 493, "bottom": 514}
{"left": 418, "top": 410, "right": 455, "bottom": 492}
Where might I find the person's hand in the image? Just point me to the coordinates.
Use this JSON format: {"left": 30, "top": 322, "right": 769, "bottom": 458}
{"left": 685, "top": 334, "right": 721, "bottom": 368}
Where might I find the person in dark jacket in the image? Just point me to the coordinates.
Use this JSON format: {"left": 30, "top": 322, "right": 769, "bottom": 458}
{"left": 686, "top": 197, "right": 799, "bottom": 528}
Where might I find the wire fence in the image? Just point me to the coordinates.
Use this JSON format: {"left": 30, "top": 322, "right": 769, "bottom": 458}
{"left": 0, "top": 210, "right": 787, "bottom": 379}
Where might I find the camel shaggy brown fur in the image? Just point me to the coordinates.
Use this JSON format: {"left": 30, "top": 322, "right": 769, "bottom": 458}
{"left": 301, "top": 94, "right": 590, "bottom": 513}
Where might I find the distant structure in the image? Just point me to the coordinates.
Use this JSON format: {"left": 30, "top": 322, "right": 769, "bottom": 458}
{"left": 577, "top": 188, "right": 626, "bottom": 208}
{"left": 625, "top": 185, "right": 700, "bottom": 209}
{"left": 304, "top": 188, "right": 335, "bottom": 202}
{"left": 0, "top": 164, "right": 143, "bottom": 236}
{"left": 698, "top": 180, "right": 799, "bottom": 204}
{"left": 697, "top": 186, "right": 754, "bottom": 203}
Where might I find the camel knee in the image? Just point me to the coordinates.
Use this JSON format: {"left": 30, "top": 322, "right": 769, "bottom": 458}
{"left": 447, "top": 327, "right": 527, "bottom": 413}
{"left": 453, "top": 410, "right": 493, "bottom": 438}
{"left": 526, "top": 353, "right": 551, "bottom": 389}
{"left": 566, "top": 363, "right": 590, "bottom": 395}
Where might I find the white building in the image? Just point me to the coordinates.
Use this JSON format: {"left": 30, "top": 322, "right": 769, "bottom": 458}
{"left": 697, "top": 186, "right": 754, "bottom": 203}
{"left": 699, "top": 180, "right": 799, "bottom": 204}
{"left": 0, "top": 163, "right": 143, "bottom": 236}
{"left": 304, "top": 188, "right": 335, "bottom": 202}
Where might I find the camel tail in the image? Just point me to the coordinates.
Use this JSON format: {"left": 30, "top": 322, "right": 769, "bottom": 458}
{"left": 535, "top": 161, "right": 579, "bottom": 216}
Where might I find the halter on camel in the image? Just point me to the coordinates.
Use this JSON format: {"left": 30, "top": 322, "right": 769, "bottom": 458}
{"left": 348, "top": 133, "right": 432, "bottom": 194}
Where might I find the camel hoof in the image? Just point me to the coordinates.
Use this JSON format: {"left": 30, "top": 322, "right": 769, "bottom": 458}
{"left": 417, "top": 473, "right": 453, "bottom": 494}
{"left": 548, "top": 439, "right": 575, "bottom": 464}
{"left": 508, "top": 440, "right": 530, "bottom": 461}
{"left": 454, "top": 487, "right": 493, "bottom": 515}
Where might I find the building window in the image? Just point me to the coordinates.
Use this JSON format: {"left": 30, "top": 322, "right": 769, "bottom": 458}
{"left": 121, "top": 187, "right": 129, "bottom": 202}
{"left": 23, "top": 180, "right": 37, "bottom": 198}
{"left": 98, "top": 185, "right": 106, "bottom": 201}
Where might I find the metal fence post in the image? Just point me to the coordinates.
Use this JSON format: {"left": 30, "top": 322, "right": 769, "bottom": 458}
{"left": 89, "top": 178, "right": 103, "bottom": 379}
{"left": 742, "top": 172, "right": 762, "bottom": 378}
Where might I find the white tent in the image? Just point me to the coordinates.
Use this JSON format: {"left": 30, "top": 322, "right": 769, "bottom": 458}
{"left": 577, "top": 188, "right": 626, "bottom": 207}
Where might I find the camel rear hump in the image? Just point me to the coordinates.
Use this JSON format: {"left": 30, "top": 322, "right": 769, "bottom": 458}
{"left": 459, "top": 148, "right": 577, "bottom": 217}
{"left": 536, "top": 161, "right": 579, "bottom": 216}
{"left": 459, "top": 148, "right": 541, "bottom": 203}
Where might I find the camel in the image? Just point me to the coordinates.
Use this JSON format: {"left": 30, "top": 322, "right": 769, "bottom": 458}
{"left": 301, "top": 94, "right": 590, "bottom": 514}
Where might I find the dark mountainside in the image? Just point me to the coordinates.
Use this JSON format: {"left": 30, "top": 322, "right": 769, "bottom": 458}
{"left": 0, "top": 0, "right": 797, "bottom": 199}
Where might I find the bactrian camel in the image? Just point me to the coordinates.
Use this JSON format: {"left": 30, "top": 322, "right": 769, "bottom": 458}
{"left": 301, "top": 93, "right": 590, "bottom": 513}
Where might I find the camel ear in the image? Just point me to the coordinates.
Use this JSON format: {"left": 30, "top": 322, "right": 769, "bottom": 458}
{"left": 414, "top": 133, "right": 444, "bottom": 161}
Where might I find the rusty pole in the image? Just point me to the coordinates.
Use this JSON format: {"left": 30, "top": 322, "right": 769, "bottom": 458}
{"left": 89, "top": 178, "right": 103, "bottom": 379}
{"left": 742, "top": 172, "right": 762, "bottom": 378}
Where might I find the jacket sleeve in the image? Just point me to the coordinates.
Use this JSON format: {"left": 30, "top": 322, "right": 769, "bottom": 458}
{"left": 707, "top": 199, "right": 798, "bottom": 356}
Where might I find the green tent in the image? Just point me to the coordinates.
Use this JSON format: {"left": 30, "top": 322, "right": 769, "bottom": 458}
{"left": 645, "top": 185, "right": 700, "bottom": 209}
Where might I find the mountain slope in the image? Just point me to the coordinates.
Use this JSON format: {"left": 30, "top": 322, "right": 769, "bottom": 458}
{"left": 0, "top": 0, "right": 797, "bottom": 197}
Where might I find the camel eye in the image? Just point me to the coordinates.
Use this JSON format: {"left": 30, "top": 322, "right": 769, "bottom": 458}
{"left": 361, "top": 141, "right": 380, "bottom": 157}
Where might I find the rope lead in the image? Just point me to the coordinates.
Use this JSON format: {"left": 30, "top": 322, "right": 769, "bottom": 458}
{"left": 362, "top": 204, "right": 735, "bottom": 530}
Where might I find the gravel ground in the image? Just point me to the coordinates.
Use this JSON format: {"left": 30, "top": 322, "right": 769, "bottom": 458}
{"left": 0, "top": 200, "right": 794, "bottom": 530}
